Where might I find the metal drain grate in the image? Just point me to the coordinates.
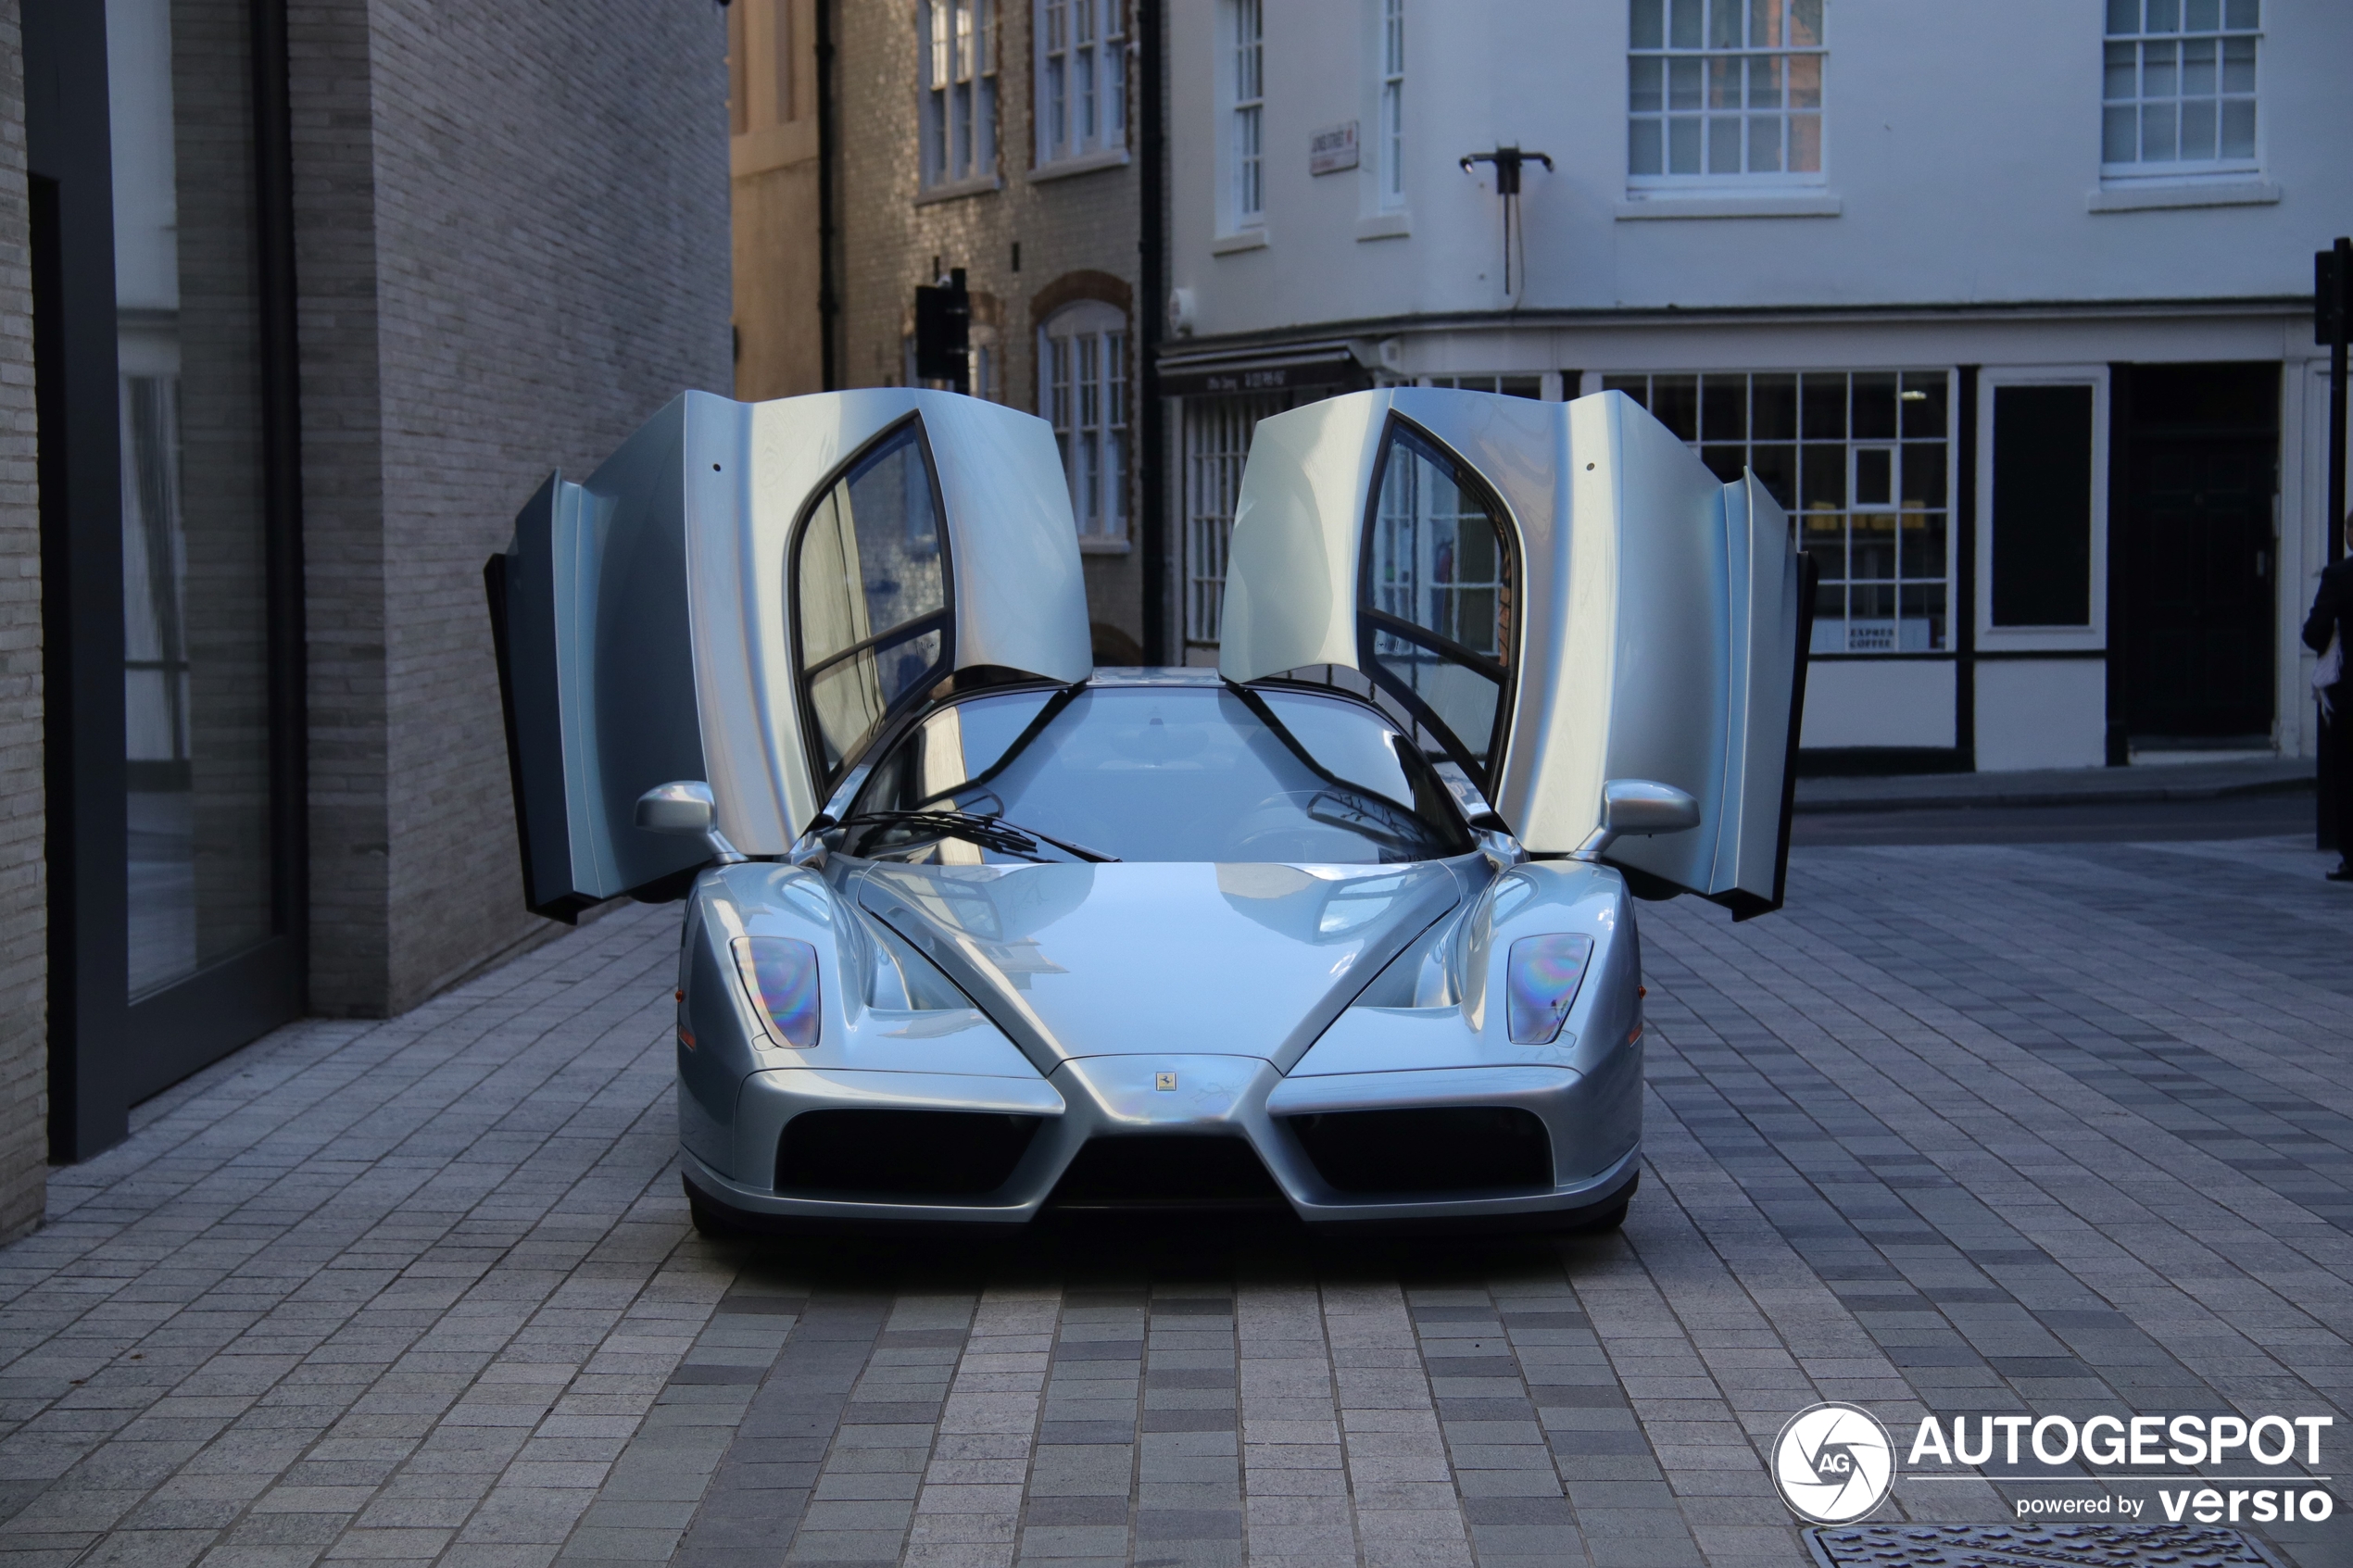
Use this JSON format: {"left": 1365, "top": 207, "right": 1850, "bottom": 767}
{"left": 1806, "top": 1523, "right": 2282, "bottom": 1568}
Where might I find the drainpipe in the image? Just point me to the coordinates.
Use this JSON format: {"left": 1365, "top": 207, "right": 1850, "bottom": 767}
{"left": 816, "top": 0, "right": 839, "bottom": 390}
{"left": 1138, "top": 0, "right": 1166, "bottom": 662}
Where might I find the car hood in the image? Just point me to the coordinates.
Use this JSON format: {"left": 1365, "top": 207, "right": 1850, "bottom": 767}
{"left": 848, "top": 859, "right": 1473, "bottom": 1073}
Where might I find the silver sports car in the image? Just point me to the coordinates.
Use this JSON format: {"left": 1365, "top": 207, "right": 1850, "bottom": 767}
{"left": 486, "top": 387, "right": 1810, "bottom": 1235}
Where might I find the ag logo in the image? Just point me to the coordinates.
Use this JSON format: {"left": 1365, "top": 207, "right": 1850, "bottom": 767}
{"left": 1771, "top": 1402, "right": 1894, "bottom": 1524}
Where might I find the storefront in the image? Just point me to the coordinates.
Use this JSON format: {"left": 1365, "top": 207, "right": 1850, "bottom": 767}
{"left": 1157, "top": 312, "right": 2322, "bottom": 774}
{"left": 30, "top": 0, "right": 308, "bottom": 1157}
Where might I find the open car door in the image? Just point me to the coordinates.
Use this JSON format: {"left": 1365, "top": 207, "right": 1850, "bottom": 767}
{"left": 487, "top": 390, "right": 1093, "bottom": 920}
{"left": 1218, "top": 388, "right": 1813, "bottom": 918}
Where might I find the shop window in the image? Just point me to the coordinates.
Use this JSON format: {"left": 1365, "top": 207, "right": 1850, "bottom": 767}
{"left": 1181, "top": 394, "right": 1291, "bottom": 650}
{"left": 1425, "top": 375, "right": 1544, "bottom": 400}
{"left": 1600, "top": 370, "right": 1953, "bottom": 654}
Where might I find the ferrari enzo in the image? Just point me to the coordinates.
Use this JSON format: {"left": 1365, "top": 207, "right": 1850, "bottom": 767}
{"left": 486, "top": 386, "right": 1809, "bottom": 1234}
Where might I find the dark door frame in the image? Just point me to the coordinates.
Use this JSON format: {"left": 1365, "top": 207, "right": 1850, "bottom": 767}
{"left": 2107, "top": 361, "right": 2281, "bottom": 757}
{"left": 27, "top": 0, "right": 308, "bottom": 1161}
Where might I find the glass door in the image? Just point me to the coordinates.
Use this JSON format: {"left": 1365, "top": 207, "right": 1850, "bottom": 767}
{"left": 112, "top": 0, "right": 281, "bottom": 1003}
{"left": 31, "top": 0, "right": 304, "bottom": 1156}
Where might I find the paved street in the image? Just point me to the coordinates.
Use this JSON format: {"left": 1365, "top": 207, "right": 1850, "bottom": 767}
{"left": 2, "top": 833, "right": 2348, "bottom": 1568}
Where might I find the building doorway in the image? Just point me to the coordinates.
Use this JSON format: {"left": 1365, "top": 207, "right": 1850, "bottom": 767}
{"left": 30, "top": 0, "right": 308, "bottom": 1159}
{"left": 2115, "top": 362, "right": 2278, "bottom": 748}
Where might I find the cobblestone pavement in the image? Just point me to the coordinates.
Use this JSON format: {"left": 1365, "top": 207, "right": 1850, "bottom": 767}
{"left": 2, "top": 835, "right": 2348, "bottom": 1568}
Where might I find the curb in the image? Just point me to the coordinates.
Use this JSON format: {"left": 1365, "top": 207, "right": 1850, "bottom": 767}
{"left": 1792, "top": 772, "right": 2316, "bottom": 815}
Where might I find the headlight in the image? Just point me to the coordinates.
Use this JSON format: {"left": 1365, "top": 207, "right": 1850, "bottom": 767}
{"left": 732, "top": 935, "right": 821, "bottom": 1047}
{"left": 1505, "top": 934, "right": 1594, "bottom": 1045}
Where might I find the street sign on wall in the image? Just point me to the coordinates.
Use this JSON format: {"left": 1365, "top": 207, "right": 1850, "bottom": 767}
{"left": 1310, "top": 121, "right": 1359, "bottom": 175}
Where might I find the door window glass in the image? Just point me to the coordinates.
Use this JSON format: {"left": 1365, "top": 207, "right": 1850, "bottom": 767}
{"left": 111, "top": 0, "right": 277, "bottom": 996}
{"left": 795, "top": 422, "right": 951, "bottom": 784}
{"left": 1360, "top": 421, "right": 1513, "bottom": 786}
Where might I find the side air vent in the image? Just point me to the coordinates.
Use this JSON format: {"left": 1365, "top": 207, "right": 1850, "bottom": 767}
{"left": 1047, "top": 1135, "right": 1288, "bottom": 1210}
{"left": 775, "top": 1110, "right": 1043, "bottom": 1198}
{"left": 1284, "top": 1107, "right": 1552, "bottom": 1195}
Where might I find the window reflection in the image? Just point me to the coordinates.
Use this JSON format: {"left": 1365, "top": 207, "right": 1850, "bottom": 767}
{"left": 113, "top": 0, "right": 276, "bottom": 997}
{"left": 795, "top": 422, "right": 951, "bottom": 784}
{"left": 1362, "top": 422, "right": 1513, "bottom": 785}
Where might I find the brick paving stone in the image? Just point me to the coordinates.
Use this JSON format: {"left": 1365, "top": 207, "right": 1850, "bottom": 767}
{"left": 2, "top": 839, "right": 2349, "bottom": 1565}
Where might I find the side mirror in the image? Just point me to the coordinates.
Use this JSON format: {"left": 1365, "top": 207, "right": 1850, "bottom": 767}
{"left": 635, "top": 780, "right": 715, "bottom": 834}
{"left": 1571, "top": 779, "right": 1700, "bottom": 862}
{"left": 1602, "top": 779, "right": 1701, "bottom": 835}
{"left": 635, "top": 780, "right": 749, "bottom": 869}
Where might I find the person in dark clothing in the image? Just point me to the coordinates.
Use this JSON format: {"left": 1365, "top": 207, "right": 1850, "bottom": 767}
{"left": 2304, "top": 513, "right": 2353, "bottom": 881}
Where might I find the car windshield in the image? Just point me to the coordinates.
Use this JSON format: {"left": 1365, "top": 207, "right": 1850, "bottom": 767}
{"left": 842, "top": 684, "right": 1474, "bottom": 864}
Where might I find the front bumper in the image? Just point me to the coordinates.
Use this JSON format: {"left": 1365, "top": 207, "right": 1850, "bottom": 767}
{"left": 679, "top": 1052, "right": 1640, "bottom": 1229}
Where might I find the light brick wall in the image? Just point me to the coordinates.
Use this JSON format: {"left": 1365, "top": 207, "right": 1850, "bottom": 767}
{"left": 0, "top": 0, "right": 41, "bottom": 1243}
{"left": 835, "top": 0, "right": 1144, "bottom": 652}
{"left": 295, "top": 0, "right": 733, "bottom": 1016}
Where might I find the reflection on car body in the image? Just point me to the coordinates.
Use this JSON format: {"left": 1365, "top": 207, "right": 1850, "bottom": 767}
{"left": 486, "top": 386, "right": 1811, "bottom": 1235}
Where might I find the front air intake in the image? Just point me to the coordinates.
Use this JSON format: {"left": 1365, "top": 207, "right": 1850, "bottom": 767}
{"left": 775, "top": 1110, "right": 1042, "bottom": 1198}
{"left": 1046, "top": 1135, "right": 1288, "bottom": 1210}
{"left": 1284, "top": 1107, "right": 1553, "bottom": 1195}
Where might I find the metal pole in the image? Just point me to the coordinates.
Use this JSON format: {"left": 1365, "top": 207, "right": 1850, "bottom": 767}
{"left": 815, "top": 0, "right": 838, "bottom": 390}
{"left": 2331, "top": 236, "right": 2348, "bottom": 566}
{"left": 2319, "top": 238, "right": 2348, "bottom": 851}
{"left": 1138, "top": 0, "right": 1167, "bottom": 664}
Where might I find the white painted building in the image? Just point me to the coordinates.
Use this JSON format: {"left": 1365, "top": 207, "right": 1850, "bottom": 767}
{"left": 1155, "top": 0, "right": 2350, "bottom": 772}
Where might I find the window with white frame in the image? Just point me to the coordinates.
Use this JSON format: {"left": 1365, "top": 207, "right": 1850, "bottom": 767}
{"left": 1224, "top": 0, "right": 1264, "bottom": 228}
{"left": 1378, "top": 0, "right": 1404, "bottom": 209}
{"left": 1423, "top": 375, "right": 1543, "bottom": 399}
{"left": 1038, "top": 0, "right": 1126, "bottom": 166}
{"left": 1600, "top": 370, "right": 1953, "bottom": 654}
{"left": 2103, "top": 0, "right": 2259, "bottom": 173}
{"left": 1628, "top": 0, "right": 1822, "bottom": 182}
{"left": 1040, "top": 301, "right": 1129, "bottom": 544}
{"left": 1182, "top": 394, "right": 1290, "bottom": 648}
{"left": 921, "top": 0, "right": 997, "bottom": 189}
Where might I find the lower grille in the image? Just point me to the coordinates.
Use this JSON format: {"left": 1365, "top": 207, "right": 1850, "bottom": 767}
{"left": 1047, "top": 1135, "right": 1288, "bottom": 1210}
{"left": 1806, "top": 1524, "right": 2275, "bottom": 1566}
{"left": 774, "top": 1110, "right": 1042, "bottom": 1198}
{"left": 1284, "top": 1107, "right": 1553, "bottom": 1195}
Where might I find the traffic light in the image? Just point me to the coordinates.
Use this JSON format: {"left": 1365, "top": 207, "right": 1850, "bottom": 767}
{"left": 914, "top": 268, "right": 970, "bottom": 393}
{"left": 2318, "top": 244, "right": 2347, "bottom": 349}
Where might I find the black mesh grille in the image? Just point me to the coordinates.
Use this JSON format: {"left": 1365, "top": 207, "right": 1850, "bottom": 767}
{"left": 1047, "top": 1135, "right": 1288, "bottom": 1210}
{"left": 775, "top": 1110, "right": 1042, "bottom": 1198}
{"left": 1284, "top": 1107, "right": 1552, "bottom": 1195}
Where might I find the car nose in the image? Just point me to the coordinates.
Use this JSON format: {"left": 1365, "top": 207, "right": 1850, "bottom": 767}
{"left": 1051, "top": 1053, "right": 1278, "bottom": 1131}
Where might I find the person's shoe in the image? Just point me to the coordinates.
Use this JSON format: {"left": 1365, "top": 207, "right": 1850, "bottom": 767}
{"left": 2330, "top": 862, "right": 2353, "bottom": 883}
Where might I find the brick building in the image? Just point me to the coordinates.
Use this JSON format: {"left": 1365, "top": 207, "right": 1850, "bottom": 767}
{"left": 823, "top": 0, "right": 1149, "bottom": 663}
{"left": 730, "top": 0, "right": 824, "bottom": 402}
{"left": 3, "top": 0, "right": 730, "bottom": 1232}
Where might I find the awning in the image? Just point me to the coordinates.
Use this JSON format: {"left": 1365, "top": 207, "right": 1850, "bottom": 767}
{"left": 1155, "top": 341, "right": 1375, "bottom": 399}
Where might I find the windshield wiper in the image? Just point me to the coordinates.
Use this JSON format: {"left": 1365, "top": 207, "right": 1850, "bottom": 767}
{"left": 837, "top": 809, "right": 1120, "bottom": 863}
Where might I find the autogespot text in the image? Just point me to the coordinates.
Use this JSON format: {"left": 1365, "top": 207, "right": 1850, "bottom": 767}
{"left": 1905, "top": 1412, "right": 2336, "bottom": 1524}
